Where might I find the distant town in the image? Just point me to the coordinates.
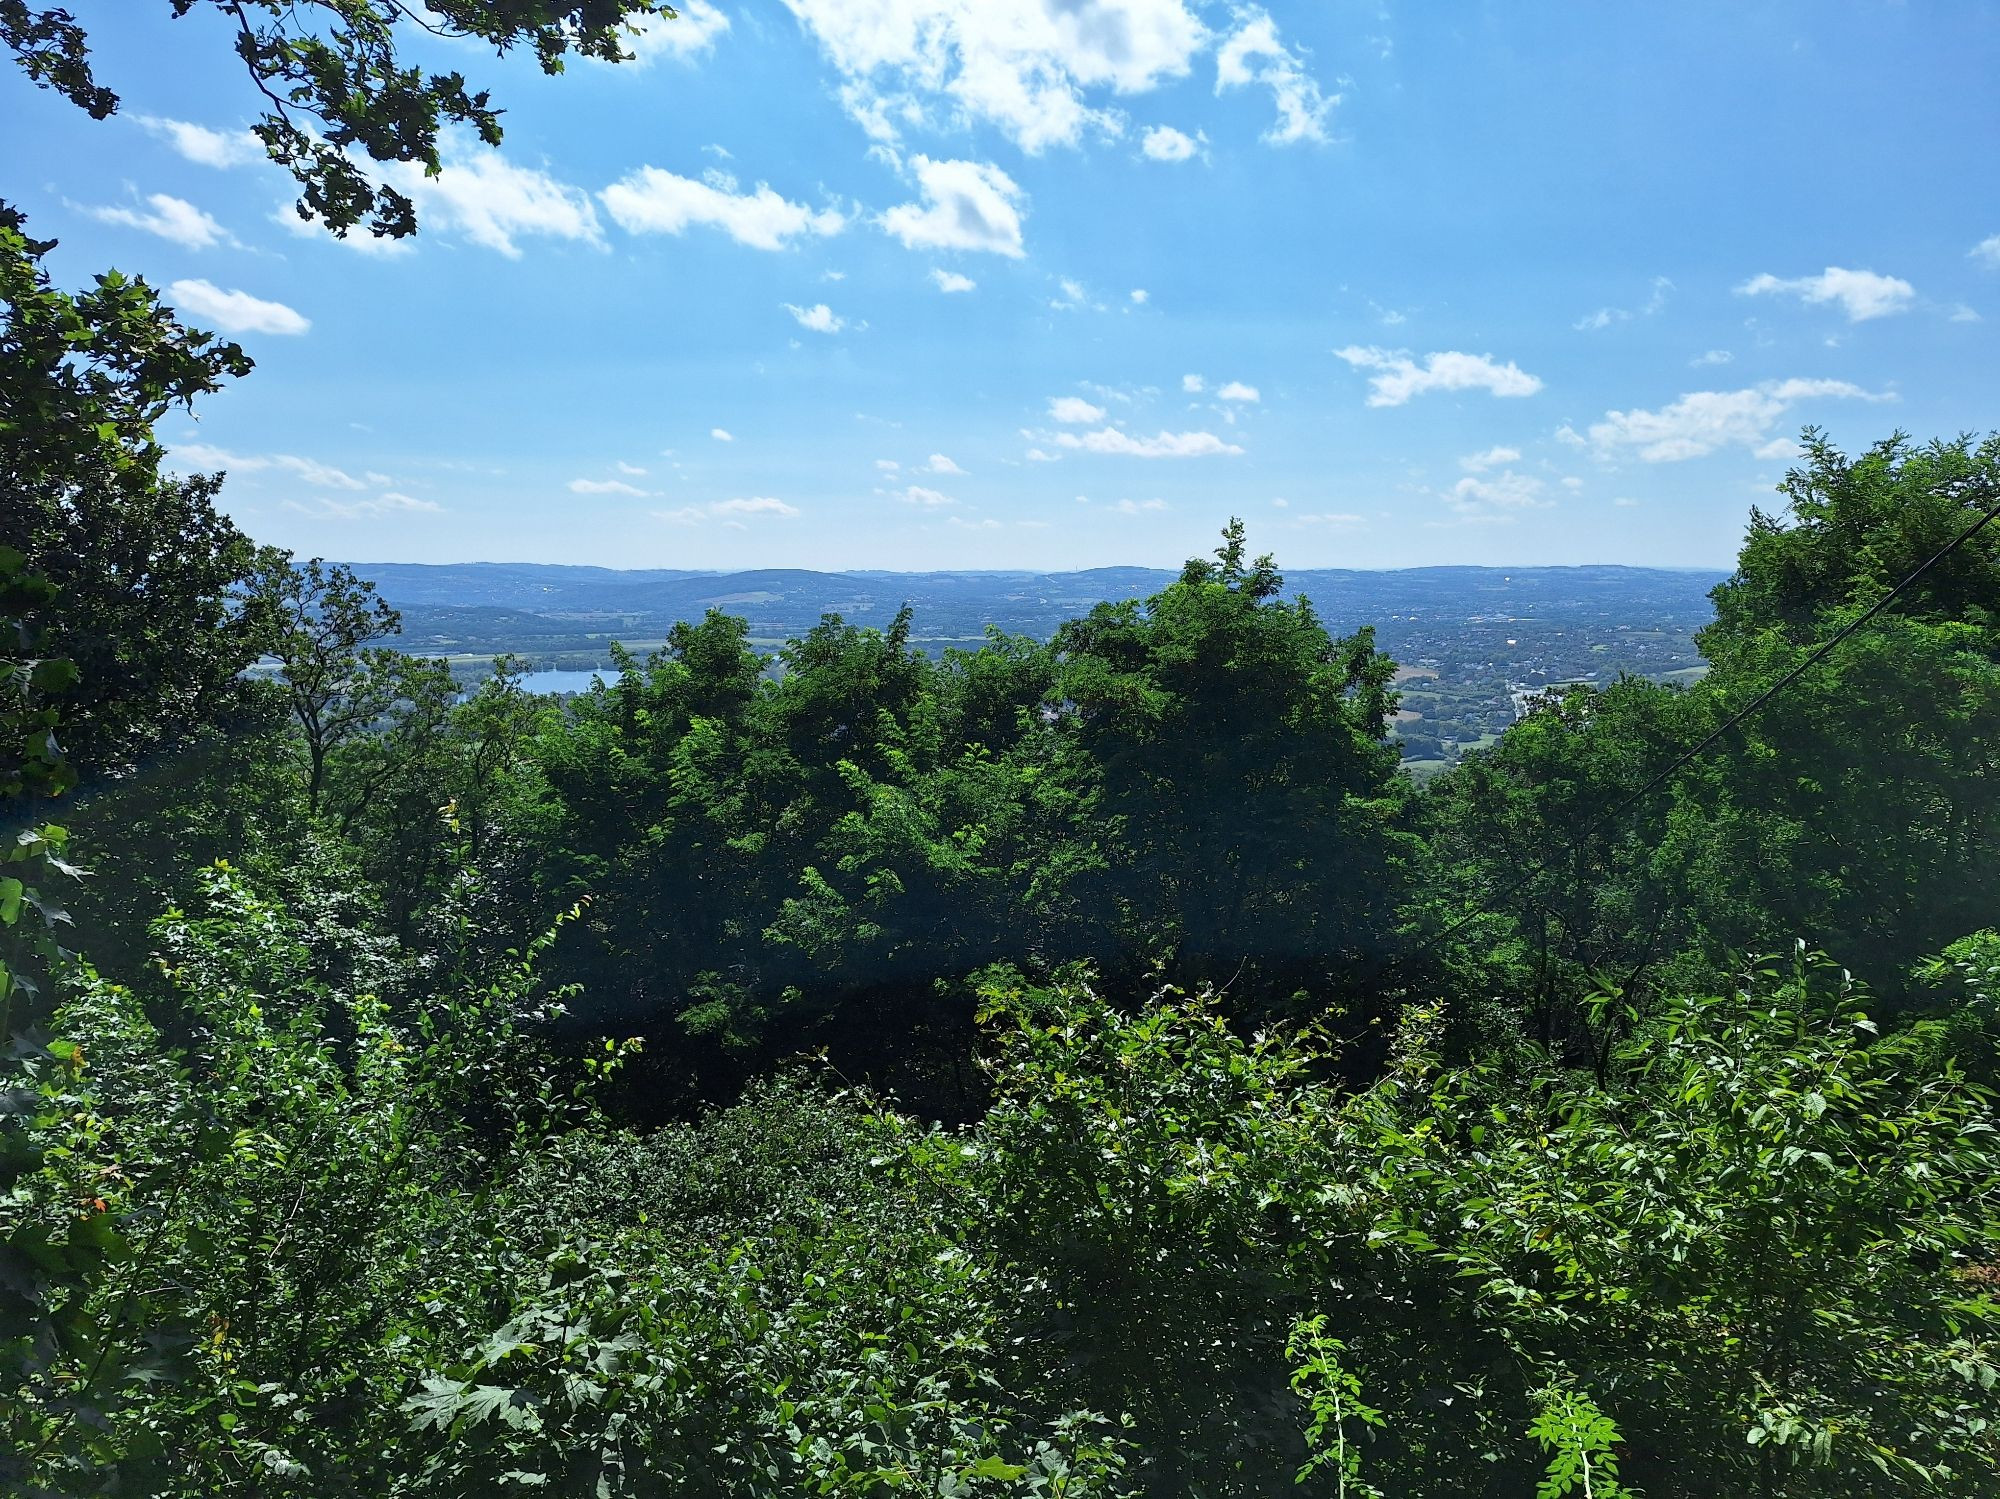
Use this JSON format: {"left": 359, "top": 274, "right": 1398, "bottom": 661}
{"left": 351, "top": 561, "right": 1726, "bottom": 776}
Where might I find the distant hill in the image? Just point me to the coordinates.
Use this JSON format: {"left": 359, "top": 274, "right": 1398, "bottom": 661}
{"left": 350, "top": 560, "right": 1732, "bottom": 762}
{"left": 354, "top": 561, "right": 1731, "bottom": 650}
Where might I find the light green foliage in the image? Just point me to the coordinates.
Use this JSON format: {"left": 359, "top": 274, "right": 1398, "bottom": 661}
{"left": 1529, "top": 1388, "right": 1627, "bottom": 1499}
{"left": 1288, "top": 1316, "right": 1384, "bottom": 1496}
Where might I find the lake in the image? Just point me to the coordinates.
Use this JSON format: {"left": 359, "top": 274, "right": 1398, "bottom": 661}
{"left": 517, "top": 668, "right": 624, "bottom": 695}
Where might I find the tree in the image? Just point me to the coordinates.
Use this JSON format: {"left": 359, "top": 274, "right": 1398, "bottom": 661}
{"left": 248, "top": 553, "right": 402, "bottom": 816}
{"left": 1050, "top": 519, "right": 1416, "bottom": 1016}
{"left": 0, "top": 204, "right": 261, "bottom": 778}
{"left": 3, "top": 0, "right": 676, "bottom": 239}
{"left": 1681, "top": 431, "right": 2000, "bottom": 992}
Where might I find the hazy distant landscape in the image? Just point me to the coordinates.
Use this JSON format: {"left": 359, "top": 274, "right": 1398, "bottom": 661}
{"left": 365, "top": 560, "right": 1725, "bottom": 767}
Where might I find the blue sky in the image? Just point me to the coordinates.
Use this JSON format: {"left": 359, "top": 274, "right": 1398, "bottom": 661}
{"left": 7, "top": 1, "right": 1999, "bottom": 570}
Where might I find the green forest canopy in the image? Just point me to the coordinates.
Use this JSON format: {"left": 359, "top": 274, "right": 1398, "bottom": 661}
{"left": 4, "top": 56, "right": 2000, "bottom": 1498}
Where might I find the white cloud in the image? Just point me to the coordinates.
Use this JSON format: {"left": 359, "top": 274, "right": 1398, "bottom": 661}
{"left": 1052, "top": 276, "right": 1090, "bottom": 310}
{"left": 135, "top": 115, "right": 263, "bottom": 169}
{"left": 285, "top": 490, "right": 441, "bottom": 520}
{"left": 1113, "top": 497, "right": 1168, "bottom": 513}
{"left": 568, "top": 478, "right": 649, "bottom": 496}
{"left": 1130, "top": 288, "right": 1149, "bottom": 305}
{"left": 1296, "top": 511, "right": 1363, "bottom": 526}
{"left": 601, "top": 166, "right": 845, "bottom": 250}
{"left": 931, "top": 268, "right": 977, "bottom": 292}
{"left": 1216, "top": 380, "right": 1259, "bottom": 402}
{"left": 1458, "top": 445, "right": 1521, "bottom": 473}
{"left": 713, "top": 496, "right": 800, "bottom": 516}
{"left": 1141, "top": 124, "right": 1202, "bottom": 161}
{"left": 1973, "top": 235, "right": 2000, "bottom": 269}
{"left": 172, "top": 443, "right": 367, "bottom": 487}
{"left": 1215, "top": 7, "right": 1334, "bottom": 145}
{"left": 1049, "top": 395, "right": 1107, "bottom": 424}
{"left": 1692, "top": 349, "right": 1733, "bottom": 367}
{"left": 617, "top": 0, "right": 731, "bottom": 64}
{"left": 1612, "top": 496, "right": 1640, "bottom": 507}
{"left": 80, "top": 192, "right": 230, "bottom": 249}
{"left": 1449, "top": 470, "right": 1550, "bottom": 512}
{"left": 1737, "top": 266, "right": 1917, "bottom": 322}
{"left": 1334, "top": 346, "right": 1542, "bottom": 407}
{"left": 1182, "top": 373, "right": 1204, "bottom": 393}
{"left": 924, "top": 453, "right": 966, "bottom": 474}
{"left": 1024, "top": 447, "right": 1058, "bottom": 462}
{"left": 1585, "top": 377, "right": 1892, "bottom": 463}
{"left": 1948, "top": 304, "right": 1981, "bottom": 323}
{"left": 881, "top": 156, "right": 1027, "bottom": 257}
{"left": 167, "top": 279, "right": 310, "bottom": 335}
{"left": 1574, "top": 276, "right": 1671, "bottom": 332}
{"left": 784, "top": 301, "right": 846, "bottom": 333}
{"left": 780, "top": 0, "right": 1209, "bottom": 154}
{"left": 897, "top": 484, "right": 955, "bottom": 505}
{"left": 1056, "top": 427, "right": 1243, "bottom": 457}
{"left": 275, "top": 203, "right": 416, "bottom": 257}
{"left": 711, "top": 427, "right": 735, "bottom": 442}
{"left": 381, "top": 134, "right": 602, "bottom": 257}
{"left": 617, "top": 461, "right": 649, "bottom": 476}
{"left": 660, "top": 497, "right": 800, "bottom": 523}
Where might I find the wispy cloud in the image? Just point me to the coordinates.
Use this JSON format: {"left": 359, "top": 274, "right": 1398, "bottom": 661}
{"left": 783, "top": 301, "right": 846, "bottom": 333}
{"left": 1215, "top": 7, "right": 1336, "bottom": 144}
{"left": 285, "top": 491, "right": 441, "bottom": 520}
{"left": 1584, "top": 377, "right": 1893, "bottom": 462}
{"left": 1049, "top": 395, "right": 1107, "bottom": 424}
{"left": 601, "top": 166, "right": 845, "bottom": 250}
{"left": 134, "top": 115, "right": 263, "bottom": 169}
{"left": 77, "top": 192, "right": 231, "bottom": 249}
{"left": 1056, "top": 427, "right": 1243, "bottom": 458}
{"left": 173, "top": 443, "right": 367, "bottom": 486}
{"left": 657, "top": 496, "right": 801, "bottom": 524}
{"left": 611, "top": 0, "right": 730, "bottom": 64}
{"left": 1458, "top": 445, "right": 1521, "bottom": 473}
{"left": 381, "top": 132, "right": 602, "bottom": 258}
{"left": 1737, "top": 266, "right": 1916, "bottom": 321}
{"left": 168, "top": 280, "right": 309, "bottom": 335}
{"left": 1334, "top": 347, "right": 1542, "bottom": 407}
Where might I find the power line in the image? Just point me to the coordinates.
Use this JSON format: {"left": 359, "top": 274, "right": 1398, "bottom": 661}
{"left": 1393, "top": 487, "right": 2000, "bottom": 975}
